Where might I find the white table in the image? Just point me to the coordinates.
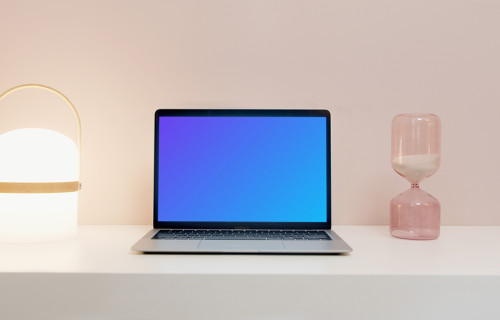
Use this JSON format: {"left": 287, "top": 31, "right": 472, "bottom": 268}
{"left": 1, "top": 225, "right": 499, "bottom": 320}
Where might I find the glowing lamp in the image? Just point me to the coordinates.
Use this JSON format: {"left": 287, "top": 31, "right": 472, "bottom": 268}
{"left": 0, "top": 84, "right": 81, "bottom": 242}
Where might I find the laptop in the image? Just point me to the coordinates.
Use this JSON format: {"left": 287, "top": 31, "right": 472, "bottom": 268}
{"left": 132, "top": 109, "right": 352, "bottom": 254}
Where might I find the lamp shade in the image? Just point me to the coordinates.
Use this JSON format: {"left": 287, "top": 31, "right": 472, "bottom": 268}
{"left": 0, "top": 129, "right": 78, "bottom": 242}
{"left": 0, "top": 84, "right": 81, "bottom": 243}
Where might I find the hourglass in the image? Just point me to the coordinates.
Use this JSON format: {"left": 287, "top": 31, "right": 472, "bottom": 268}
{"left": 390, "top": 114, "right": 441, "bottom": 240}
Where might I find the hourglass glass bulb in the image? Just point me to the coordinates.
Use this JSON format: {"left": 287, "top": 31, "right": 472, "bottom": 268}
{"left": 390, "top": 114, "right": 441, "bottom": 240}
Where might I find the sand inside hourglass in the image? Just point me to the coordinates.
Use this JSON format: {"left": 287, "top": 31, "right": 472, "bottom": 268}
{"left": 392, "top": 153, "right": 440, "bottom": 184}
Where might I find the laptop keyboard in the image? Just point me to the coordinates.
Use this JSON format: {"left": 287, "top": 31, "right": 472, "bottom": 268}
{"left": 152, "top": 230, "right": 332, "bottom": 241}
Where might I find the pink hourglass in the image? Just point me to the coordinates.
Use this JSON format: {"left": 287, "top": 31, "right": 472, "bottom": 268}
{"left": 390, "top": 114, "right": 441, "bottom": 240}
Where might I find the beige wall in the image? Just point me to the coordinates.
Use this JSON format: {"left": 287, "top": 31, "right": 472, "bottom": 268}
{"left": 1, "top": 0, "right": 499, "bottom": 225}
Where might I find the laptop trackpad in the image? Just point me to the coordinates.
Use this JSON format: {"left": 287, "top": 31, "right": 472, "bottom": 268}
{"left": 198, "top": 240, "right": 284, "bottom": 251}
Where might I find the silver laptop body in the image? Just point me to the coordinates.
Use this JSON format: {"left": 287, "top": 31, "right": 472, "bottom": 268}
{"left": 132, "top": 109, "right": 352, "bottom": 254}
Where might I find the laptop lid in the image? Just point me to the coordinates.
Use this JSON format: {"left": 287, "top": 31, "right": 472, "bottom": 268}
{"left": 154, "top": 109, "right": 331, "bottom": 230}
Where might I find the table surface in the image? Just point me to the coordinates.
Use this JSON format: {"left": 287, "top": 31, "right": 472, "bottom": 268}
{"left": 1, "top": 225, "right": 499, "bottom": 276}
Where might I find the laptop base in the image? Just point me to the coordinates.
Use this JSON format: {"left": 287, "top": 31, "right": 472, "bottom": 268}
{"left": 132, "top": 229, "right": 352, "bottom": 254}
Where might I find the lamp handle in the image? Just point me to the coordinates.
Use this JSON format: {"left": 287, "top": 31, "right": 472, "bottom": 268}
{"left": 0, "top": 84, "right": 82, "bottom": 188}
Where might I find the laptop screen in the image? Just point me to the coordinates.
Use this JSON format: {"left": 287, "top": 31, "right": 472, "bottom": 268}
{"left": 154, "top": 109, "right": 331, "bottom": 229}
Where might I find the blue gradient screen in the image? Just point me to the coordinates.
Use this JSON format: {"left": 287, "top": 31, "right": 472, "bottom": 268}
{"left": 157, "top": 116, "right": 327, "bottom": 222}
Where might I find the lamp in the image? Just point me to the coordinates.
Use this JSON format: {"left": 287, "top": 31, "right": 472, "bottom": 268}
{"left": 0, "top": 84, "right": 81, "bottom": 242}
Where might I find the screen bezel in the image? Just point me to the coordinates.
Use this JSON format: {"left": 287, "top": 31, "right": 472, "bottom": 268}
{"left": 153, "top": 109, "right": 331, "bottom": 230}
